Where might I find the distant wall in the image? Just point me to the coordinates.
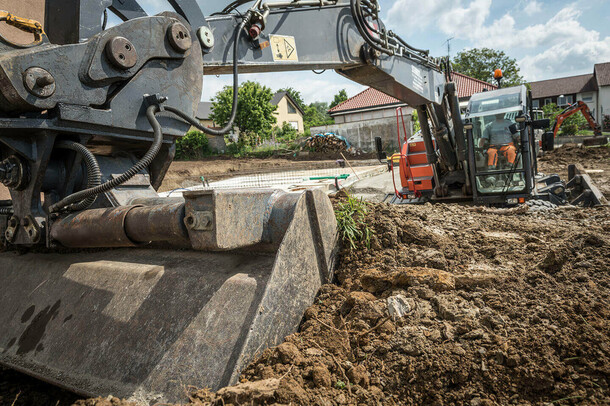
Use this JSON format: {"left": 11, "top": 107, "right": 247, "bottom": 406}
{"left": 310, "top": 115, "right": 412, "bottom": 152}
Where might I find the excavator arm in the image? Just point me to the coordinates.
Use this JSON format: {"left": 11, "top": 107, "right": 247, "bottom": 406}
{"left": 552, "top": 100, "right": 602, "bottom": 137}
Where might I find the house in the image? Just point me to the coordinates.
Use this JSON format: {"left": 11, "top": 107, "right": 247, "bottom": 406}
{"left": 311, "top": 72, "right": 496, "bottom": 152}
{"left": 193, "top": 101, "right": 226, "bottom": 152}
{"left": 196, "top": 101, "right": 215, "bottom": 128}
{"left": 271, "top": 91, "right": 305, "bottom": 132}
{"left": 529, "top": 62, "right": 610, "bottom": 128}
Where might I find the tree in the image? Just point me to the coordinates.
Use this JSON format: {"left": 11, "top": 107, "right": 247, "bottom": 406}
{"left": 210, "top": 81, "right": 277, "bottom": 146}
{"left": 452, "top": 48, "right": 524, "bottom": 87}
{"left": 329, "top": 89, "right": 348, "bottom": 109}
{"left": 303, "top": 101, "right": 333, "bottom": 133}
{"left": 278, "top": 87, "right": 305, "bottom": 111}
{"left": 542, "top": 103, "right": 588, "bottom": 136}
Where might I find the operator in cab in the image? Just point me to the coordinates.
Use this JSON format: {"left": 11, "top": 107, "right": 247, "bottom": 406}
{"left": 479, "top": 113, "right": 517, "bottom": 169}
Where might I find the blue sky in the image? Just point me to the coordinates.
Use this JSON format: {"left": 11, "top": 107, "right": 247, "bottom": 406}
{"left": 131, "top": 0, "right": 610, "bottom": 104}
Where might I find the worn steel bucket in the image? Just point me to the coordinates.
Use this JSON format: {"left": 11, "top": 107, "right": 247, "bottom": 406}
{"left": 0, "top": 188, "right": 337, "bottom": 404}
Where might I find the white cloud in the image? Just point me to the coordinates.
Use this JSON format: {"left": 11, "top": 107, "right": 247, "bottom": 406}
{"left": 519, "top": 35, "right": 610, "bottom": 80}
{"left": 524, "top": 1, "right": 542, "bottom": 16}
{"left": 385, "top": 0, "right": 609, "bottom": 81}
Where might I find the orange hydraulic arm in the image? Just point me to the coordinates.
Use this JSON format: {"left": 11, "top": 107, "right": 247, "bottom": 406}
{"left": 552, "top": 101, "right": 602, "bottom": 137}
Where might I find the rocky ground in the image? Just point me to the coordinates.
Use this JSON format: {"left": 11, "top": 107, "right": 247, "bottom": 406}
{"left": 1, "top": 146, "right": 609, "bottom": 406}
{"left": 182, "top": 201, "right": 609, "bottom": 406}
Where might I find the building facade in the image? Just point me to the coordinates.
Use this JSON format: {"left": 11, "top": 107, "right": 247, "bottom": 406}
{"left": 530, "top": 62, "right": 610, "bottom": 129}
{"left": 311, "top": 72, "right": 496, "bottom": 152}
{"left": 271, "top": 92, "right": 304, "bottom": 132}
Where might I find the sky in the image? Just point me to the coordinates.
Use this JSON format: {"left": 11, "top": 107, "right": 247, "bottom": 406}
{"left": 125, "top": 0, "right": 610, "bottom": 104}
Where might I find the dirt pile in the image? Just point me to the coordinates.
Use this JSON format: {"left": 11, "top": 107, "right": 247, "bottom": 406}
{"left": 192, "top": 202, "right": 610, "bottom": 405}
{"left": 538, "top": 144, "right": 610, "bottom": 199}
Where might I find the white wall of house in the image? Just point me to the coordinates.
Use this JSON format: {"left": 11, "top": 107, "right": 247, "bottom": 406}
{"left": 576, "top": 91, "right": 597, "bottom": 118}
{"left": 333, "top": 105, "right": 411, "bottom": 124}
{"left": 311, "top": 115, "right": 412, "bottom": 152}
{"left": 598, "top": 86, "right": 610, "bottom": 128}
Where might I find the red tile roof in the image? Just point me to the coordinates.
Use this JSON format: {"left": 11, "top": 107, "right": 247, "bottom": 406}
{"left": 328, "top": 87, "right": 401, "bottom": 114}
{"left": 329, "top": 72, "right": 496, "bottom": 114}
{"left": 451, "top": 72, "right": 497, "bottom": 99}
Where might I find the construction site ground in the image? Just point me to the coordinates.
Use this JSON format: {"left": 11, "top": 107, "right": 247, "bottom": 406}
{"left": 0, "top": 145, "right": 609, "bottom": 406}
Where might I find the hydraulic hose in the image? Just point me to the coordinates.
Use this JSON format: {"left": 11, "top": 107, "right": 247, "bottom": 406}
{"left": 54, "top": 140, "right": 102, "bottom": 211}
{"left": 194, "top": 18, "right": 247, "bottom": 136}
{"left": 49, "top": 104, "right": 163, "bottom": 213}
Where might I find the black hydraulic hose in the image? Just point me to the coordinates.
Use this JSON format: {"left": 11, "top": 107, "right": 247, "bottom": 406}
{"left": 0, "top": 207, "right": 12, "bottom": 215}
{"left": 49, "top": 104, "right": 163, "bottom": 213}
{"left": 195, "top": 19, "right": 247, "bottom": 136}
{"left": 54, "top": 141, "right": 102, "bottom": 211}
{"left": 102, "top": 8, "right": 108, "bottom": 30}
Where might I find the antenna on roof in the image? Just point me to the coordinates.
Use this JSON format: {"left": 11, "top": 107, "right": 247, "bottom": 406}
{"left": 443, "top": 36, "right": 455, "bottom": 60}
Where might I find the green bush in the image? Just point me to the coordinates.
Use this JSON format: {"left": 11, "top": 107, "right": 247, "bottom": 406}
{"left": 175, "top": 130, "right": 211, "bottom": 160}
{"left": 274, "top": 122, "right": 300, "bottom": 143}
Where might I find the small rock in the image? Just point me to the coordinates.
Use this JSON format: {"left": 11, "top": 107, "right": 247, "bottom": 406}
{"left": 506, "top": 355, "right": 520, "bottom": 367}
{"left": 217, "top": 378, "right": 279, "bottom": 404}
{"left": 312, "top": 364, "right": 331, "bottom": 388}
{"left": 386, "top": 294, "right": 414, "bottom": 320}
{"left": 348, "top": 291, "right": 377, "bottom": 304}
{"left": 462, "top": 329, "right": 486, "bottom": 340}
{"left": 395, "top": 267, "right": 456, "bottom": 291}
{"left": 347, "top": 364, "right": 370, "bottom": 388}
{"left": 277, "top": 342, "right": 304, "bottom": 365}
{"left": 304, "top": 347, "right": 323, "bottom": 357}
{"left": 336, "top": 392, "right": 347, "bottom": 404}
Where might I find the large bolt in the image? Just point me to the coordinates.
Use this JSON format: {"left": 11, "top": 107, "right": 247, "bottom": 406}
{"left": 167, "top": 22, "right": 192, "bottom": 53}
{"left": 105, "top": 36, "right": 138, "bottom": 70}
{"left": 197, "top": 26, "right": 214, "bottom": 50}
{"left": 23, "top": 67, "right": 56, "bottom": 98}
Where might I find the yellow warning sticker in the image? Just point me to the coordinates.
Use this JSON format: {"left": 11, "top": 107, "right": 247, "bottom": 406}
{"left": 269, "top": 35, "right": 298, "bottom": 62}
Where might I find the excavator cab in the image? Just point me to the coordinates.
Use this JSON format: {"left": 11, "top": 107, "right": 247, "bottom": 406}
{"left": 465, "top": 86, "right": 535, "bottom": 204}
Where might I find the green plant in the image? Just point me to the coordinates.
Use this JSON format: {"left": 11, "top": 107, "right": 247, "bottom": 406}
{"left": 452, "top": 48, "right": 524, "bottom": 86}
{"left": 175, "top": 130, "right": 211, "bottom": 160}
{"left": 335, "top": 380, "right": 346, "bottom": 390}
{"left": 274, "top": 122, "right": 300, "bottom": 143}
{"left": 334, "top": 193, "right": 373, "bottom": 249}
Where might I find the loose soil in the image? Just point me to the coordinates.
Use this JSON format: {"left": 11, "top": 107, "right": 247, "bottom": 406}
{"left": 1, "top": 146, "right": 609, "bottom": 406}
{"left": 538, "top": 144, "right": 610, "bottom": 199}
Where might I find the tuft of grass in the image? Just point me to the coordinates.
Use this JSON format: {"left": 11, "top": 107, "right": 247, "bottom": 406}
{"left": 334, "top": 193, "right": 373, "bottom": 250}
{"left": 335, "top": 380, "right": 346, "bottom": 390}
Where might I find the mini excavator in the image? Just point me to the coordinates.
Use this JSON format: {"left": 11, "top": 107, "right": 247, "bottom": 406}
{"left": 382, "top": 70, "right": 607, "bottom": 207}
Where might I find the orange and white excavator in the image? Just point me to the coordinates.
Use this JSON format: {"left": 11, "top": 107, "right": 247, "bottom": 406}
{"left": 550, "top": 100, "right": 606, "bottom": 146}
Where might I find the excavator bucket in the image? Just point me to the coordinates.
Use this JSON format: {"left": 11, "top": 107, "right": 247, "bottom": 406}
{"left": 0, "top": 188, "right": 337, "bottom": 404}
